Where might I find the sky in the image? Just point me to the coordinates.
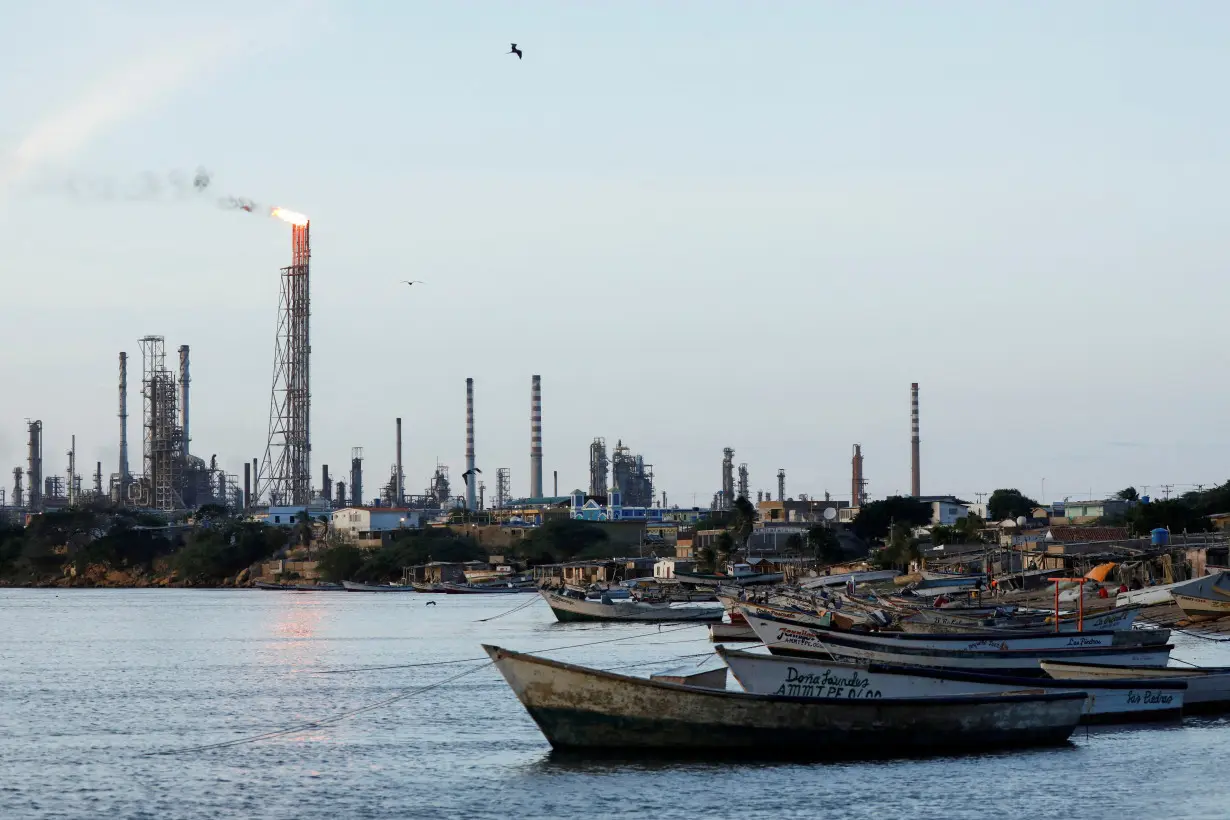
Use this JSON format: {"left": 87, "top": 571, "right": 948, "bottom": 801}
{"left": 2, "top": 1, "right": 1230, "bottom": 507}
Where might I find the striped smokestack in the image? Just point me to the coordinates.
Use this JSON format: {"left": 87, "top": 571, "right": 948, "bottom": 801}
{"left": 465, "top": 378, "right": 476, "bottom": 510}
{"left": 530, "top": 375, "right": 543, "bottom": 498}
{"left": 910, "top": 382, "right": 921, "bottom": 497}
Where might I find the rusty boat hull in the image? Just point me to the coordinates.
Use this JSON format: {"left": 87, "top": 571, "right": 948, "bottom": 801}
{"left": 484, "top": 644, "right": 1085, "bottom": 756}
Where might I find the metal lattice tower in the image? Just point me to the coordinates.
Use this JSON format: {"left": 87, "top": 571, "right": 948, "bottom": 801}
{"left": 589, "top": 437, "right": 608, "bottom": 496}
{"left": 140, "top": 336, "right": 184, "bottom": 511}
{"left": 12, "top": 467, "right": 23, "bottom": 508}
{"left": 495, "top": 467, "right": 510, "bottom": 508}
{"left": 259, "top": 222, "right": 312, "bottom": 506}
{"left": 777, "top": 468, "right": 786, "bottom": 502}
{"left": 737, "top": 463, "right": 749, "bottom": 501}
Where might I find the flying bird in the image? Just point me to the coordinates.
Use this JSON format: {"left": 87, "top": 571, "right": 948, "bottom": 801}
{"left": 461, "top": 468, "right": 482, "bottom": 486}
{"left": 401, "top": 280, "right": 424, "bottom": 286}
{"left": 508, "top": 43, "right": 522, "bottom": 59}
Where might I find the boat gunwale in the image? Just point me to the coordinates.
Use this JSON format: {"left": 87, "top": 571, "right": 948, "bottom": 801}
{"left": 715, "top": 646, "right": 1188, "bottom": 691}
{"left": 484, "top": 644, "right": 1090, "bottom": 707}
{"left": 745, "top": 610, "right": 1133, "bottom": 644}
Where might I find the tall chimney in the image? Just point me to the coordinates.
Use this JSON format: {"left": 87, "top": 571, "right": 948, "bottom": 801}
{"left": 94, "top": 461, "right": 102, "bottom": 497}
{"left": 350, "top": 447, "right": 363, "bottom": 507}
{"left": 910, "top": 382, "right": 921, "bottom": 497}
{"left": 243, "top": 462, "right": 251, "bottom": 509}
{"left": 530, "top": 375, "right": 543, "bottom": 498}
{"left": 553, "top": 470, "right": 558, "bottom": 497}
{"left": 118, "top": 352, "right": 129, "bottom": 499}
{"left": 465, "top": 379, "right": 476, "bottom": 510}
{"left": 178, "top": 345, "right": 190, "bottom": 460}
{"left": 252, "top": 458, "right": 259, "bottom": 505}
{"left": 336, "top": 480, "right": 346, "bottom": 506}
{"left": 395, "top": 417, "right": 404, "bottom": 506}
{"left": 851, "top": 444, "right": 864, "bottom": 507}
{"left": 776, "top": 468, "right": 786, "bottom": 503}
{"left": 27, "top": 420, "right": 42, "bottom": 512}
{"left": 322, "top": 464, "right": 331, "bottom": 502}
{"left": 67, "top": 435, "right": 76, "bottom": 507}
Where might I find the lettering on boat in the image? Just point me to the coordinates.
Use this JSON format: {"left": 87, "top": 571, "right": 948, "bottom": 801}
{"left": 1064, "top": 636, "right": 1103, "bottom": 648}
{"left": 1126, "top": 690, "right": 1175, "bottom": 706}
{"left": 772, "top": 666, "right": 882, "bottom": 699}
{"left": 774, "top": 627, "right": 823, "bottom": 648}
{"left": 965, "top": 639, "right": 1009, "bottom": 651}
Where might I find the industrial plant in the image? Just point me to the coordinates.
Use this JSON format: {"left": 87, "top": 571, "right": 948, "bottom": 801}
{"left": 0, "top": 196, "right": 930, "bottom": 530}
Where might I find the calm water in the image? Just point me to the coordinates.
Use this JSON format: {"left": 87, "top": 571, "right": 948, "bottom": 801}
{"left": 3, "top": 589, "right": 1230, "bottom": 820}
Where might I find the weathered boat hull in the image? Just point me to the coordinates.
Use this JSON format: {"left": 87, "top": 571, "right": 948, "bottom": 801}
{"left": 743, "top": 615, "right": 1173, "bottom": 674}
{"left": 1173, "top": 593, "right": 1230, "bottom": 621}
{"left": 709, "top": 622, "right": 759, "bottom": 641}
{"left": 485, "top": 645, "right": 1085, "bottom": 756}
{"left": 799, "top": 570, "right": 901, "bottom": 589}
{"left": 719, "top": 648, "right": 1185, "bottom": 724}
{"left": 541, "top": 591, "right": 724, "bottom": 623}
{"left": 1041, "top": 661, "right": 1230, "bottom": 713}
{"left": 905, "top": 605, "right": 1141, "bottom": 634}
{"left": 673, "top": 572, "right": 784, "bottom": 587}
{"left": 341, "top": 580, "right": 416, "bottom": 592}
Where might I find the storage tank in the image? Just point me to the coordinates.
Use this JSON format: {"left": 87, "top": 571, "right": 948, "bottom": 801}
{"left": 1151, "top": 528, "right": 1170, "bottom": 546}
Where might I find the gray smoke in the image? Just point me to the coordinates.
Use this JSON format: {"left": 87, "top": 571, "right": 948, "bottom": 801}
{"left": 39, "top": 166, "right": 213, "bottom": 202}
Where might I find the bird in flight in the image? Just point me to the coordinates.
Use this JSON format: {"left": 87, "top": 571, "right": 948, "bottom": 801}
{"left": 461, "top": 468, "right": 482, "bottom": 486}
{"left": 508, "top": 43, "right": 522, "bottom": 59}
{"left": 401, "top": 280, "right": 424, "bottom": 286}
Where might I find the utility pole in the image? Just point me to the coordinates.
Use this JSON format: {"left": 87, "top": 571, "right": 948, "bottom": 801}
{"left": 1162, "top": 484, "right": 1174, "bottom": 501}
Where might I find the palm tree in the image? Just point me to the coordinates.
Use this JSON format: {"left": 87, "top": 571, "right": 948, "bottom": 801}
{"left": 731, "top": 495, "right": 757, "bottom": 552}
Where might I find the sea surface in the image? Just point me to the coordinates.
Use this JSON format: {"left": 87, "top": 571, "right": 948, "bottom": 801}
{"left": 3, "top": 589, "right": 1230, "bottom": 820}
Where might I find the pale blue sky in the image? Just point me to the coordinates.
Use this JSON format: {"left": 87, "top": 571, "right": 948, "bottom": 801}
{"left": 2, "top": 1, "right": 1229, "bottom": 506}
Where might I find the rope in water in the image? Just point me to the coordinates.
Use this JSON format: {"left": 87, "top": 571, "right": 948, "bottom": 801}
{"left": 147, "top": 622, "right": 715, "bottom": 755}
{"left": 474, "top": 593, "right": 543, "bottom": 623}
{"left": 313, "top": 621, "right": 710, "bottom": 674}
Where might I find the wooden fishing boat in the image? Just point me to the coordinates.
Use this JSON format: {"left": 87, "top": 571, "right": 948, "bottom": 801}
{"left": 410, "top": 581, "right": 444, "bottom": 593}
{"left": 709, "top": 622, "right": 760, "bottom": 641}
{"left": 798, "top": 569, "right": 900, "bottom": 590}
{"left": 920, "top": 570, "right": 985, "bottom": 583}
{"left": 540, "top": 590, "right": 725, "bottom": 623}
{"left": 484, "top": 644, "right": 1086, "bottom": 755}
{"left": 650, "top": 665, "right": 728, "bottom": 689}
{"left": 1171, "top": 572, "right": 1230, "bottom": 621}
{"left": 742, "top": 614, "right": 1173, "bottom": 675}
{"left": 1039, "top": 661, "right": 1230, "bottom": 714}
{"left": 1115, "top": 578, "right": 1197, "bottom": 608}
{"left": 673, "top": 570, "right": 784, "bottom": 587}
{"left": 742, "top": 610, "right": 1166, "bottom": 652}
{"left": 439, "top": 582, "right": 538, "bottom": 594}
{"left": 901, "top": 604, "right": 1142, "bottom": 635}
{"left": 341, "top": 580, "right": 416, "bottom": 592}
{"left": 735, "top": 602, "right": 846, "bottom": 629}
{"left": 717, "top": 647, "right": 1184, "bottom": 724}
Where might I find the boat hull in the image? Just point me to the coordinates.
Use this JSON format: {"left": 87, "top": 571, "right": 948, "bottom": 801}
{"left": 485, "top": 645, "right": 1084, "bottom": 756}
{"left": 1173, "top": 593, "right": 1230, "bottom": 621}
{"left": 720, "top": 649, "right": 1184, "bottom": 724}
{"left": 341, "top": 580, "right": 416, "bottom": 592}
{"left": 1041, "top": 661, "right": 1230, "bottom": 712}
{"left": 541, "top": 591, "right": 724, "bottom": 623}
{"left": 743, "top": 615, "right": 1173, "bottom": 674}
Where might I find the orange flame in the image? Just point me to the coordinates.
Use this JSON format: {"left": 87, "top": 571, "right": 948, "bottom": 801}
{"left": 270, "top": 207, "right": 309, "bottom": 226}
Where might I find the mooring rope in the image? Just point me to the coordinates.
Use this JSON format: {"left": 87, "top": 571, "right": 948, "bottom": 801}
{"left": 146, "top": 622, "right": 715, "bottom": 755}
{"left": 474, "top": 593, "right": 543, "bottom": 623}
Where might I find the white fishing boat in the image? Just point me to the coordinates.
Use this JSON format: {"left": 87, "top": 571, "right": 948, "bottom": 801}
{"left": 484, "top": 644, "right": 1086, "bottom": 755}
{"left": 1115, "top": 578, "right": 1197, "bottom": 608}
{"left": 903, "top": 604, "right": 1142, "bottom": 634}
{"left": 740, "top": 610, "right": 1160, "bottom": 652}
{"left": 539, "top": 590, "right": 724, "bottom": 623}
{"left": 1040, "top": 660, "right": 1230, "bottom": 713}
{"left": 799, "top": 569, "right": 901, "bottom": 590}
{"left": 742, "top": 614, "right": 1173, "bottom": 674}
{"left": 341, "top": 580, "right": 416, "bottom": 592}
{"left": 718, "top": 647, "right": 1185, "bottom": 724}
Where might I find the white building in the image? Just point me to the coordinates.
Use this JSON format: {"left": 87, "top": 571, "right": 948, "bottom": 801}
{"left": 258, "top": 504, "right": 332, "bottom": 527}
{"left": 331, "top": 507, "right": 422, "bottom": 541}
{"left": 924, "top": 498, "right": 970, "bottom": 526}
{"left": 654, "top": 558, "right": 696, "bottom": 579}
